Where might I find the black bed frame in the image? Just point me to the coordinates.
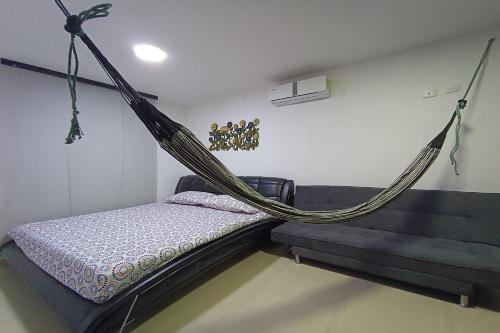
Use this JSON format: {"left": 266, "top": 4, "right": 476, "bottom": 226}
{"left": 0, "top": 175, "right": 294, "bottom": 333}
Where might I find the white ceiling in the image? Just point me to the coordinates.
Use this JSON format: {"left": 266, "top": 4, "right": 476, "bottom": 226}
{"left": 2, "top": 0, "right": 500, "bottom": 107}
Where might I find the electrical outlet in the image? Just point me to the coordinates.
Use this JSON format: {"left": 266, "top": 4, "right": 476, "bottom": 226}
{"left": 444, "top": 84, "right": 461, "bottom": 94}
{"left": 422, "top": 90, "right": 437, "bottom": 99}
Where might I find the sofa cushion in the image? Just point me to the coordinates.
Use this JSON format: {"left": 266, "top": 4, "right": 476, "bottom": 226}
{"left": 294, "top": 186, "right": 500, "bottom": 247}
{"left": 346, "top": 209, "right": 500, "bottom": 247}
{"left": 272, "top": 221, "right": 500, "bottom": 286}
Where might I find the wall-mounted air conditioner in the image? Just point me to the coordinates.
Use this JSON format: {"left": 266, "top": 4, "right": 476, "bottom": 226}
{"left": 269, "top": 75, "right": 330, "bottom": 106}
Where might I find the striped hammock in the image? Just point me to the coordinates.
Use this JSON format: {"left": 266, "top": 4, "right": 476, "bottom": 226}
{"left": 54, "top": 1, "right": 494, "bottom": 223}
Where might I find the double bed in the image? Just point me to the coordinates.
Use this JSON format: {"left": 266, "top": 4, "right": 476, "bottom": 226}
{"left": 0, "top": 175, "right": 294, "bottom": 332}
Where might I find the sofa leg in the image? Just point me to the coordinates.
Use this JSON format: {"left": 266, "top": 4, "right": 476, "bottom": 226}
{"left": 460, "top": 295, "right": 470, "bottom": 308}
{"left": 294, "top": 254, "right": 301, "bottom": 264}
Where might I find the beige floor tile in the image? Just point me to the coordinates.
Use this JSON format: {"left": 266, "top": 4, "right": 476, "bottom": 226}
{"left": 446, "top": 305, "right": 500, "bottom": 333}
{"left": 266, "top": 259, "right": 383, "bottom": 313}
{"left": 331, "top": 286, "right": 399, "bottom": 330}
{"left": 390, "top": 289, "right": 454, "bottom": 333}
{"left": 132, "top": 251, "right": 283, "bottom": 333}
{"left": 200, "top": 286, "right": 332, "bottom": 333}
{"left": 132, "top": 313, "right": 210, "bottom": 333}
{"left": 1, "top": 250, "right": 500, "bottom": 333}
{"left": 235, "top": 251, "right": 290, "bottom": 288}
{"left": 133, "top": 280, "right": 262, "bottom": 333}
{"left": 328, "top": 311, "right": 395, "bottom": 333}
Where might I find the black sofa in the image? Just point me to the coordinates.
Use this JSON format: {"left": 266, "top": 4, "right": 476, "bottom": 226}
{"left": 271, "top": 185, "right": 500, "bottom": 306}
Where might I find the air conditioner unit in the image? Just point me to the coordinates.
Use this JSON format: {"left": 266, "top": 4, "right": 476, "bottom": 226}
{"left": 269, "top": 75, "right": 330, "bottom": 106}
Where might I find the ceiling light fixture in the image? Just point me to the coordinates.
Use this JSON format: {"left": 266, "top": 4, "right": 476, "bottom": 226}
{"left": 133, "top": 44, "right": 167, "bottom": 63}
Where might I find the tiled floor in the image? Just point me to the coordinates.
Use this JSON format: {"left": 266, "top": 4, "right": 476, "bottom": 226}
{"left": 1, "top": 247, "right": 500, "bottom": 333}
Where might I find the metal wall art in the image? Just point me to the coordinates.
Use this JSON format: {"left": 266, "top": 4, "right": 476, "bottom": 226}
{"left": 209, "top": 119, "right": 260, "bottom": 151}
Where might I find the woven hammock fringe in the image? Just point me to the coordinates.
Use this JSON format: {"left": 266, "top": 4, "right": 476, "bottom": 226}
{"left": 157, "top": 124, "right": 441, "bottom": 223}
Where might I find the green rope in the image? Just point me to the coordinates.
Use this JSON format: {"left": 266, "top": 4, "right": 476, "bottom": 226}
{"left": 65, "top": 33, "right": 81, "bottom": 144}
{"left": 58, "top": 2, "right": 112, "bottom": 144}
{"left": 448, "top": 38, "right": 495, "bottom": 175}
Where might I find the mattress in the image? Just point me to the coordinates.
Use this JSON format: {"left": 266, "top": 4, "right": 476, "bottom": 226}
{"left": 8, "top": 202, "right": 271, "bottom": 303}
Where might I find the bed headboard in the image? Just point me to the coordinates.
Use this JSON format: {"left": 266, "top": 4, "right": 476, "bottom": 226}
{"left": 175, "top": 175, "right": 294, "bottom": 206}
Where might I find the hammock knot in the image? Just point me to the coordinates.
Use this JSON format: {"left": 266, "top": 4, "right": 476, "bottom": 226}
{"left": 64, "top": 15, "right": 83, "bottom": 35}
{"left": 55, "top": 1, "right": 113, "bottom": 143}
{"left": 458, "top": 99, "right": 467, "bottom": 110}
{"left": 63, "top": 4, "right": 112, "bottom": 37}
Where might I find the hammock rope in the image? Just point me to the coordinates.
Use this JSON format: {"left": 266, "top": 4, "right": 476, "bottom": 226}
{"left": 56, "top": 0, "right": 112, "bottom": 143}
{"left": 53, "top": 1, "right": 495, "bottom": 223}
{"left": 449, "top": 39, "right": 494, "bottom": 174}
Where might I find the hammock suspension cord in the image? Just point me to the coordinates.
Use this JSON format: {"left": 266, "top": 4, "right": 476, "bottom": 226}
{"left": 56, "top": 1, "right": 113, "bottom": 143}
{"left": 449, "top": 39, "right": 494, "bottom": 174}
{"left": 53, "top": 1, "right": 495, "bottom": 223}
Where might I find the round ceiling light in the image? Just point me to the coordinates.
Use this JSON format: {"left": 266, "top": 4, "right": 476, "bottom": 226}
{"left": 133, "top": 44, "right": 167, "bottom": 62}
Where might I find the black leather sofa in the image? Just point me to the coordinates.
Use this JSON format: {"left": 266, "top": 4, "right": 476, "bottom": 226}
{"left": 271, "top": 185, "right": 500, "bottom": 306}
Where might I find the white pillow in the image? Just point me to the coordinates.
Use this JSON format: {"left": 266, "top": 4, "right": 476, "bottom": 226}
{"left": 164, "top": 191, "right": 215, "bottom": 206}
{"left": 165, "top": 191, "right": 261, "bottom": 214}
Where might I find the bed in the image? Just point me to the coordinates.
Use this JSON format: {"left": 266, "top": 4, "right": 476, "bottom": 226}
{"left": 0, "top": 175, "right": 294, "bottom": 333}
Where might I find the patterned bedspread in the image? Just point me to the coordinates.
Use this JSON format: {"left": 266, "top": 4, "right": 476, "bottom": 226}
{"left": 9, "top": 201, "right": 271, "bottom": 303}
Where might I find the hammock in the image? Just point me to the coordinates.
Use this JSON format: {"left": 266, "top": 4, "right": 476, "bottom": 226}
{"left": 53, "top": 1, "right": 494, "bottom": 223}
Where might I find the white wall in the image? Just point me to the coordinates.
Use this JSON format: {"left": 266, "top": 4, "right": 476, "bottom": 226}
{"left": 0, "top": 66, "right": 158, "bottom": 238}
{"left": 179, "top": 27, "right": 500, "bottom": 193}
